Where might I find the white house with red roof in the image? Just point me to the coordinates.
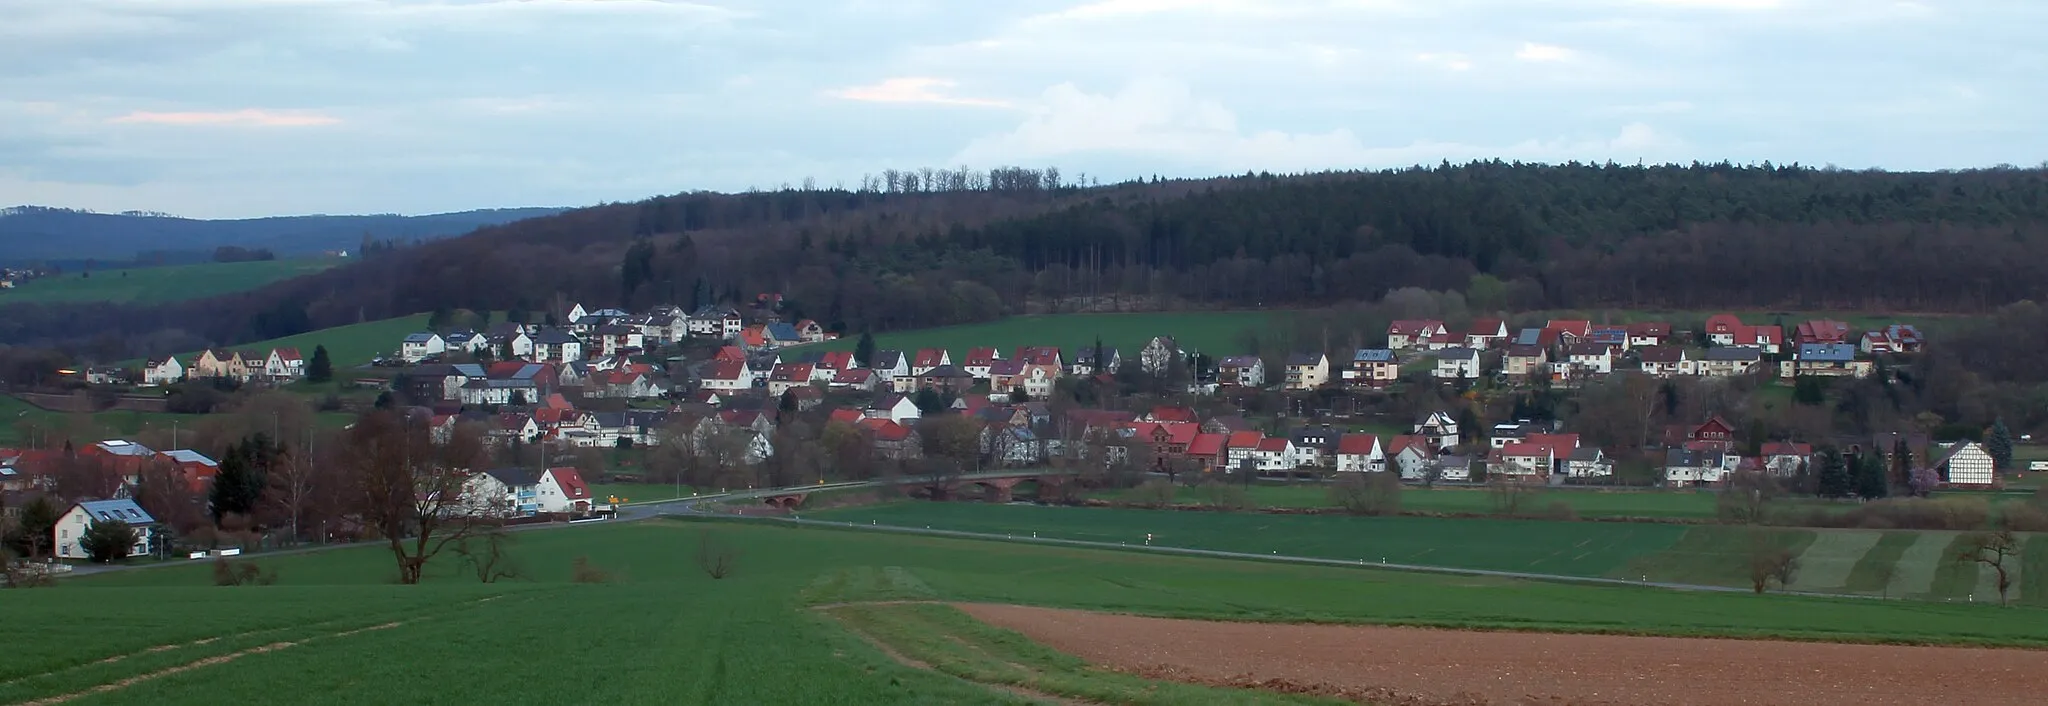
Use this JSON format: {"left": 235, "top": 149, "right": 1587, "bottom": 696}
{"left": 1251, "top": 436, "right": 1297, "bottom": 471}
{"left": 1464, "top": 319, "right": 1508, "bottom": 349}
{"left": 962, "top": 347, "right": 1002, "bottom": 380}
{"left": 1387, "top": 320, "right": 1448, "bottom": 350}
{"left": 264, "top": 348, "right": 305, "bottom": 380}
{"left": 767, "top": 363, "right": 815, "bottom": 396}
{"left": 537, "top": 467, "right": 594, "bottom": 513}
{"left": 1334, "top": 433, "right": 1385, "bottom": 473}
{"left": 699, "top": 360, "right": 756, "bottom": 392}
{"left": 910, "top": 348, "right": 951, "bottom": 376}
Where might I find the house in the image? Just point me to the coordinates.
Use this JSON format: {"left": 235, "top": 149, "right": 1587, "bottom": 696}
{"left": 1703, "top": 314, "right": 1747, "bottom": 345}
{"left": 1069, "top": 347, "right": 1121, "bottom": 375}
{"left": 1343, "top": 349, "right": 1398, "bottom": 387}
{"left": 766, "top": 363, "right": 816, "bottom": 396}
{"left": 191, "top": 349, "right": 236, "bottom": 379}
{"left": 688, "top": 306, "right": 744, "bottom": 339}
{"left": 142, "top": 356, "right": 185, "bottom": 385}
{"left": 1334, "top": 434, "right": 1385, "bottom": 473}
{"left": 1503, "top": 345, "right": 1548, "bottom": 378}
{"left": 867, "top": 395, "right": 922, "bottom": 424}
{"left": 1282, "top": 353, "right": 1330, "bottom": 390}
{"left": 536, "top": 467, "right": 595, "bottom": 513}
{"left": 1464, "top": 319, "right": 1508, "bottom": 349}
{"left": 530, "top": 329, "right": 583, "bottom": 363}
{"left": 157, "top": 449, "right": 219, "bottom": 492}
{"left": 1566, "top": 343, "right": 1616, "bottom": 375}
{"left": 1216, "top": 356, "right": 1266, "bottom": 387}
{"left": 867, "top": 350, "right": 910, "bottom": 388}
{"left": 910, "top": 348, "right": 952, "bottom": 376}
{"left": 1545, "top": 320, "right": 1593, "bottom": 345}
{"left": 1589, "top": 326, "right": 1630, "bottom": 351}
{"left": 1627, "top": 321, "right": 1673, "bottom": 347}
{"left": 400, "top": 333, "right": 447, "bottom": 363}
{"left": 829, "top": 368, "right": 881, "bottom": 392}
{"left": 1564, "top": 447, "right": 1613, "bottom": 479}
{"left": 1697, "top": 346, "right": 1763, "bottom": 376}
{"left": 698, "top": 360, "right": 757, "bottom": 392}
{"left": 236, "top": 350, "right": 267, "bottom": 382}
{"left": 1666, "top": 416, "right": 1737, "bottom": 447}
{"left": 444, "top": 330, "right": 491, "bottom": 355}
{"left": 82, "top": 366, "right": 128, "bottom": 386}
{"left": 1385, "top": 435, "right": 1437, "bottom": 480}
{"left": 1795, "top": 319, "right": 1852, "bottom": 345}
{"left": 1252, "top": 437, "right": 1297, "bottom": 472}
{"left": 760, "top": 322, "right": 801, "bottom": 348}
{"left": 984, "top": 426, "right": 1044, "bottom": 466}
{"left": 1412, "top": 411, "right": 1460, "bottom": 451}
{"left": 1223, "top": 431, "right": 1264, "bottom": 472}
{"left": 915, "top": 365, "right": 973, "bottom": 395}
{"left": 1015, "top": 346, "right": 1063, "bottom": 369}
{"left": 264, "top": 348, "right": 305, "bottom": 381}
{"left": 1433, "top": 347, "right": 1480, "bottom": 380}
{"left": 587, "top": 370, "right": 666, "bottom": 400}
{"left": 1289, "top": 424, "right": 1341, "bottom": 467}
{"left": 1760, "top": 442, "right": 1814, "bottom": 476}
{"left": 1139, "top": 336, "right": 1179, "bottom": 375}
{"left": 1663, "top": 448, "right": 1729, "bottom": 487}
{"left": 1185, "top": 432, "right": 1228, "bottom": 472}
{"left": 1735, "top": 325, "right": 1783, "bottom": 354}
{"left": 1387, "top": 320, "right": 1448, "bottom": 350}
{"left": 1009, "top": 362, "right": 1061, "bottom": 399}
{"left": 1933, "top": 442, "right": 1996, "bottom": 487}
{"left": 1636, "top": 346, "right": 1692, "bottom": 377}
{"left": 486, "top": 325, "right": 535, "bottom": 359}
{"left": 465, "top": 468, "right": 542, "bottom": 516}
{"left": 55, "top": 499, "right": 155, "bottom": 560}
{"left": 1492, "top": 442, "right": 1556, "bottom": 479}
{"left": 1783, "top": 343, "right": 1870, "bottom": 378}
{"left": 795, "top": 319, "right": 827, "bottom": 344}
{"left": 1859, "top": 324, "right": 1926, "bottom": 355}
{"left": 959, "top": 348, "right": 1002, "bottom": 380}
{"left": 861, "top": 418, "right": 921, "bottom": 460}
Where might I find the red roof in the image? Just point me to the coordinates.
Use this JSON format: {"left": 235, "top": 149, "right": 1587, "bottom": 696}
{"left": 1745, "top": 325, "right": 1783, "bottom": 345}
{"left": 859, "top": 418, "right": 911, "bottom": 441}
{"left": 714, "top": 346, "right": 747, "bottom": 362}
{"left": 769, "top": 362, "right": 814, "bottom": 382}
{"left": 1225, "top": 431, "right": 1264, "bottom": 450}
{"left": 1545, "top": 320, "right": 1592, "bottom": 336}
{"left": 487, "top": 361, "right": 527, "bottom": 378}
{"left": 1704, "top": 314, "right": 1745, "bottom": 335}
{"left": 274, "top": 347, "right": 302, "bottom": 362}
{"left": 1385, "top": 434, "right": 1432, "bottom": 456}
{"left": 1256, "top": 437, "right": 1291, "bottom": 452}
{"left": 958, "top": 394, "right": 992, "bottom": 413}
{"left": 1148, "top": 406, "right": 1198, "bottom": 424}
{"left": 1389, "top": 319, "right": 1444, "bottom": 335}
{"left": 963, "top": 347, "right": 1001, "bottom": 367}
{"left": 544, "top": 393, "right": 574, "bottom": 410}
{"left": 1336, "top": 433, "right": 1380, "bottom": 455}
{"left": 1015, "top": 346, "right": 1062, "bottom": 365}
{"left": 831, "top": 368, "right": 875, "bottom": 384}
{"left": 1186, "top": 433, "right": 1226, "bottom": 457}
{"left": 741, "top": 325, "right": 767, "bottom": 348}
{"left": 1467, "top": 318, "right": 1505, "bottom": 336}
{"left": 816, "top": 351, "right": 856, "bottom": 370}
{"left": 1499, "top": 442, "right": 1552, "bottom": 459}
{"left": 547, "top": 467, "right": 590, "bottom": 500}
{"left": 1627, "top": 321, "right": 1672, "bottom": 337}
{"left": 913, "top": 348, "right": 948, "bottom": 368}
{"left": 828, "top": 408, "right": 863, "bottom": 425}
{"left": 702, "top": 360, "right": 747, "bottom": 381}
{"left": 1796, "top": 319, "right": 1850, "bottom": 344}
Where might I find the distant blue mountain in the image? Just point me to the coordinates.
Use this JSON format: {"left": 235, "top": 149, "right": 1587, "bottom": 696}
{"left": 0, "top": 205, "right": 567, "bottom": 263}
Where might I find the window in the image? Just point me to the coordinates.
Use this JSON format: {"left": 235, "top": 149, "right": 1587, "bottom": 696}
{"left": 60, "top": 529, "right": 68, "bottom": 539}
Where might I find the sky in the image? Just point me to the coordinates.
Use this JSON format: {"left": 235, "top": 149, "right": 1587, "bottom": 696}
{"left": 2, "top": 0, "right": 2043, "bottom": 219}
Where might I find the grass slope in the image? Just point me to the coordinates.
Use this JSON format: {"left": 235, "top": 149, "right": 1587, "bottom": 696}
{"left": 794, "top": 311, "right": 1291, "bottom": 361}
{"left": 20, "top": 520, "right": 2048, "bottom": 704}
{"left": 0, "top": 259, "right": 338, "bottom": 305}
{"left": 166, "top": 313, "right": 431, "bottom": 371}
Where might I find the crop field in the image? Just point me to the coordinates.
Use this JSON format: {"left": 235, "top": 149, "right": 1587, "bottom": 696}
{"left": 820, "top": 501, "right": 2047, "bottom": 605}
{"left": 19, "top": 519, "right": 2048, "bottom": 704}
{"left": 793, "top": 311, "right": 1293, "bottom": 362}
{"left": 0, "top": 258, "right": 338, "bottom": 306}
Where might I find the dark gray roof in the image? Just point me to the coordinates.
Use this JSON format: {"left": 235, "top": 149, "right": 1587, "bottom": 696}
{"left": 532, "top": 329, "right": 580, "bottom": 345}
{"left": 1285, "top": 352, "right": 1325, "bottom": 366}
{"left": 1437, "top": 346, "right": 1479, "bottom": 360}
{"left": 483, "top": 468, "right": 540, "bottom": 487}
{"left": 873, "top": 350, "right": 904, "bottom": 368}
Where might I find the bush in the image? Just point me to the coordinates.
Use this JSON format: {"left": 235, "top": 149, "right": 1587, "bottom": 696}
{"left": 212, "top": 558, "right": 278, "bottom": 586}
{"left": 1997, "top": 501, "right": 2048, "bottom": 532}
{"left": 1129, "top": 479, "right": 1177, "bottom": 509}
{"left": 1541, "top": 500, "right": 1579, "bottom": 521}
{"left": 1194, "top": 481, "right": 1253, "bottom": 511}
{"left": 1329, "top": 473, "right": 1401, "bottom": 516}
{"left": 80, "top": 519, "right": 138, "bottom": 563}
{"left": 571, "top": 556, "right": 613, "bottom": 583}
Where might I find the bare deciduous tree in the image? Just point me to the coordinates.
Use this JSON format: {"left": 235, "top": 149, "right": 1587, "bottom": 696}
{"left": 454, "top": 520, "right": 520, "bottom": 584}
{"left": 1330, "top": 472, "right": 1401, "bottom": 516}
{"left": 696, "top": 530, "right": 737, "bottom": 579}
{"left": 1487, "top": 476, "right": 1532, "bottom": 517}
{"left": 1956, "top": 529, "right": 2019, "bottom": 606}
{"left": 346, "top": 411, "right": 487, "bottom": 585}
{"left": 1748, "top": 532, "right": 1799, "bottom": 594}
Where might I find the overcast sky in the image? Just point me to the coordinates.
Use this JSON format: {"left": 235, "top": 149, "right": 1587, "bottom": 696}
{"left": 3, "top": 0, "right": 2042, "bottom": 219}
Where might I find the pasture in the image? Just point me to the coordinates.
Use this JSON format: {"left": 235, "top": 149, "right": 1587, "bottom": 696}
{"left": 17, "top": 519, "right": 2048, "bottom": 704}
{"left": 793, "top": 311, "right": 1292, "bottom": 362}
{"left": 0, "top": 258, "right": 338, "bottom": 306}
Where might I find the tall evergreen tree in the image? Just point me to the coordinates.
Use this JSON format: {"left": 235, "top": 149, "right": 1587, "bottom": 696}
{"left": 1854, "top": 451, "right": 1889, "bottom": 500}
{"left": 690, "top": 277, "right": 711, "bottom": 311}
{"left": 854, "top": 331, "right": 877, "bottom": 369}
{"left": 1815, "top": 446, "right": 1853, "bottom": 498}
{"left": 306, "top": 345, "right": 334, "bottom": 383}
{"left": 1890, "top": 438, "right": 1913, "bottom": 491}
{"left": 1091, "top": 337, "right": 1106, "bottom": 375}
{"left": 209, "top": 438, "right": 269, "bottom": 525}
{"left": 1987, "top": 418, "right": 2015, "bottom": 471}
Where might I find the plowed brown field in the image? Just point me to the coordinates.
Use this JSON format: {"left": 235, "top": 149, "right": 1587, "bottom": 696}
{"left": 959, "top": 604, "right": 2048, "bottom": 706}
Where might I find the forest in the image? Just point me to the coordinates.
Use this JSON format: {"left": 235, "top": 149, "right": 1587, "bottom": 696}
{"left": 4, "top": 162, "right": 2048, "bottom": 361}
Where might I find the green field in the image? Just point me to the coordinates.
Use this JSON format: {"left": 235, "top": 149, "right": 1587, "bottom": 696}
{"left": 0, "top": 258, "right": 339, "bottom": 306}
{"left": 0, "top": 393, "right": 198, "bottom": 446}
{"left": 163, "top": 313, "right": 432, "bottom": 372}
{"left": 17, "top": 518, "right": 2047, "bottom": 705}
{"left": 818, "top": 501, "right": 2045, "bottom": 605}
{"left": 793, "top": 311, "right": 1293, "bottom": 362}
{"left": 1125, "top": 484, "right": 1726, "bottom": 518}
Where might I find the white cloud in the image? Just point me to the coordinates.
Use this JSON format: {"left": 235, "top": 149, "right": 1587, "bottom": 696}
{"left": 1414, "top": 52, "right": 1474, "bottom": 71}
{"left": 1515, "top": 42, "right": 1577, "bottom": 62}
{"left": 825, "top": 78, "right": 1011, "bottom": 108}
{"left": 108, "top": 109, "right": 341, "bottom": 127}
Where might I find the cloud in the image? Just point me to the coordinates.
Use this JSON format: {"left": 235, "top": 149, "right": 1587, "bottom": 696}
{"left": 1515, "top": 42, "right": 1577, "bottom": 62}
{"left": 825, "top": 78, "right": 1011, "bottom": 108}
{"left": 1414, "top": 52, "right": 1474, "bottom": 71}
{"left": 107, "top": 109, "right": 341, "bottom": 127}
{"left": 953, "top": 78, "right": 1686, "bottom": 175}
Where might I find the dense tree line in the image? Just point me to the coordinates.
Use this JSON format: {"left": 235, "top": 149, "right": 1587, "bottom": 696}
{"left": 4, "top": 162, "right": 2048, "bottom": 359}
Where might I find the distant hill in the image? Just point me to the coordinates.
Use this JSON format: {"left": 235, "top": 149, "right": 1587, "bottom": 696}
{"left": 0, "top": 206, "right": 568, "bottom": 263}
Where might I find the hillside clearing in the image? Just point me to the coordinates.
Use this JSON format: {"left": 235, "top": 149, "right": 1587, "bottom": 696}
{"left": 0, "top": 259, "right": 339, "bottom": 306}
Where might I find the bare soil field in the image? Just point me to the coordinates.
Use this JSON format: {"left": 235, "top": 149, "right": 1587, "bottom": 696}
{"left": 959, "top": 604, "right": 2048, "bottom": 706}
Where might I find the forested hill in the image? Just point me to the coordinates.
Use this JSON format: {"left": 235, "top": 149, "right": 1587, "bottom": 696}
{"left": 0, "top": 206, "right": 567, "bottom": 263}
{"left": 7, "top": 162, "right": 2048, "bottom": 358}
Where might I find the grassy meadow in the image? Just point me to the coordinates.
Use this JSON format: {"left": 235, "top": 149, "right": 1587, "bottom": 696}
{"left": 0, "top": 258, "right": 339, "bottom": 306}
{"left": 159, "top": 313, "right": 433, "bottom": 372}
{"left": 17, "top": 518, "right": 2048, "bottom": 705}
{"left": 792, "top": 311, "right": 1293, "bottom": 362}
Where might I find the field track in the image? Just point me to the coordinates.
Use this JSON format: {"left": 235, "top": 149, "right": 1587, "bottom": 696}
{"left": 963, "top": 604, "right": 2048, "bottom": 706}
